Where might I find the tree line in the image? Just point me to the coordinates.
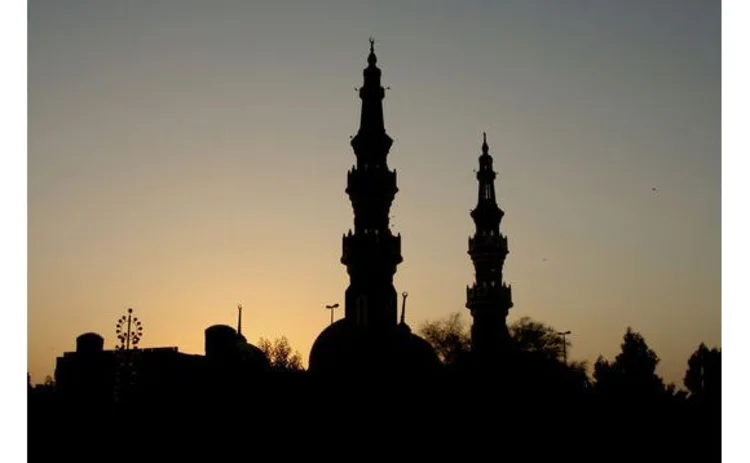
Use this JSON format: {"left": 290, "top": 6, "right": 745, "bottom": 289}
{"left": 418, "top": 312, "right": 720, "bottom": 403}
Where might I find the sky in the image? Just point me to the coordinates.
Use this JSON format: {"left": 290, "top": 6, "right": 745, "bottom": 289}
{"left": 27, "top": 0, "right": 721, "bottom": 386}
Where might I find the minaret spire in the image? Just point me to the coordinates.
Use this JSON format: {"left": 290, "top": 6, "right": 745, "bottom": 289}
{"left": 466, "top": 133, "right": 513, "bottom": 360}
{"left": 351, "top": 38, "right": 392, "bottom": 157}
{"left": 341, "top": 40, "right": 402, "bottom": 331}
{"left": 367, "top": 37, "right": 377, "bottom": 67}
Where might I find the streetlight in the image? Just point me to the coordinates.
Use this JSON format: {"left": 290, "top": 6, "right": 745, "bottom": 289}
{"left": 557, "top": 330, "right": 571, "bottom": 364}
{"left": 116, "top": 308, "right": 143, "bottom": 352}
{"left": 325, "top": 303, "right": 340, "bottom": 325}
{"left": 114, "top": 307, "right": 144, "bottom": 404}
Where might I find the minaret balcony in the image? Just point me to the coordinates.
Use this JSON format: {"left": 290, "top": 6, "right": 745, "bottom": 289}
{"left": 350, "top": 131, "right": 394, "bottom": 158}
{"left": 466, "top": 282, "right": 513, "bottom": 309}
{"left": 470, "top": 203, "right": 503, "bottom": 224}
{"left": 341, "top": 232, "right": 402, "bottom": 266}
{"left": 476, "top": 169, "right": 497, "bottom": 182}
{"left": 346, "top": 167, "right": 398, "bottom": 199}
{"left": 468, "top": 233, "right": 508, "bottom": 255}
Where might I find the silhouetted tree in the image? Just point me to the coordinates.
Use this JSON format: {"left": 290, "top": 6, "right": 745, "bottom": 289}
{"left": 30, "top": 375, "right": 56, "bottom": 392}
{"left": 419, "top": 313, "right": 579, "bottom": 370}
{"left": 593, "top": 327, "right": 665, "bottom": 398}
{"left": 418, "top": 313, "right": 471, "bottom": 365}
{"left": 258, "top": 336, "right": 304, "bottom": 372}
{"left": 508, "top": 316, "right": 569, "bottom": 361}
{"left": 566, "top": 360, "right": 592, "bottom": 389}
{"left": 684, "top": 343, "right": 721, "bottom": 402}
{"left": 660, "top": 382, "right": 688, "bottom": 404}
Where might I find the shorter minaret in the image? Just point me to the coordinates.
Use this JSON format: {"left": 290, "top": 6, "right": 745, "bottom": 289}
{"left": 466, "top": 133, "right": 513, "bottom": 359}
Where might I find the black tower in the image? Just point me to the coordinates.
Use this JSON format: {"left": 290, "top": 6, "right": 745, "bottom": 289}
{"left": 308, "top": 40, "right": 438, "bottom": 376}
{"left": 341, "top": 38, "right": 402, "bottom": 331}
{"left": 466, "top": 133, "right": 513, "bottom": 359}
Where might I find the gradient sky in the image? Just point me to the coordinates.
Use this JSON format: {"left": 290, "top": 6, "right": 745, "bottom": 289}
{"left": 28, "top": 0, "right": 720, "bottom": 386}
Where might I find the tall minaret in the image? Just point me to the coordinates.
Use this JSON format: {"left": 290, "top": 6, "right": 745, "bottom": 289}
{"left": 341, "top": 39, "right": 402, "bottom": 331}
{"left": 466, "top": 133, "right": 513, "bottom": 358}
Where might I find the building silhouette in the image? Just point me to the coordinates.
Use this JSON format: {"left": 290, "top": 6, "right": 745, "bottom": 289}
{"left": 54, "top": 316, "right": 269, "bottom": 410}
{"left": 308, "top": 40, "right": 439, "bottom": 376}
{"left": 466, "top": 133, "right": 513, "bottom": 360}
{"left": 28, "top": 40, "right": 721, "bottom": 463}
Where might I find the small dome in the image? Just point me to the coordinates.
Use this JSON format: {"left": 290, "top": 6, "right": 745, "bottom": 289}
{"left": 309, "top": 318, "right": 440, "bottom": 376}
{"left": 205, "top": 324, "right": 238, "bottom": 358}
{"left": 237, "top": 339, "right": 271, "bottom": 371}
{"left": 204, "top": 324, "right": 270, "bottom": 372}
{"left": 76, "top": 332, "right": 104, "bottom": 354}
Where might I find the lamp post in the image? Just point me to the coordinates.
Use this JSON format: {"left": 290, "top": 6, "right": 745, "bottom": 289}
{"left": 116, "top": 308, "right": 143, "bottom": 352}
{"left": 114, "top": 308, "right": 144, "bottom": 404}
{"left": 325, "top": 303, "right": 340, "bottom": 325}
{"left": 557, "top": 330, "right": 571, "bottom": 364}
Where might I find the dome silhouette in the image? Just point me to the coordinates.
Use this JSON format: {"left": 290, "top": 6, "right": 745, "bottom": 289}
{"left": 309, "top": 318, "right": 440, "bottom": 376}
{"left": 204, "top": 324, "right": 270, "bottom": 371}
{"left": 76, "top": 332, "right": 104, "bottom": 354}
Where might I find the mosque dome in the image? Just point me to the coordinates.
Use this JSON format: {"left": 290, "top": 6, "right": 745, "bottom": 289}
{"left": 237, "top": 339, "right": 271, "bottom": 371}
{"left": 204, "top": 324, "right": 270, "bottom": 371}
{"left": 308, "top": 318, "right": 440, "bottom": 376}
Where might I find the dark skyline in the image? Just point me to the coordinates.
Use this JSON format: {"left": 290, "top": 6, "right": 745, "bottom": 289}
{"left": 27, "top": 1, "right": 720, "bottom": 389}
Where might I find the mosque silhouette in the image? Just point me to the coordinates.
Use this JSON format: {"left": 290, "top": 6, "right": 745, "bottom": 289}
{"left": 53, "top": 39, "right": 515, "bottom": 395}
{"left": 29, "top": 41, "right": 719, "bottom": 463}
